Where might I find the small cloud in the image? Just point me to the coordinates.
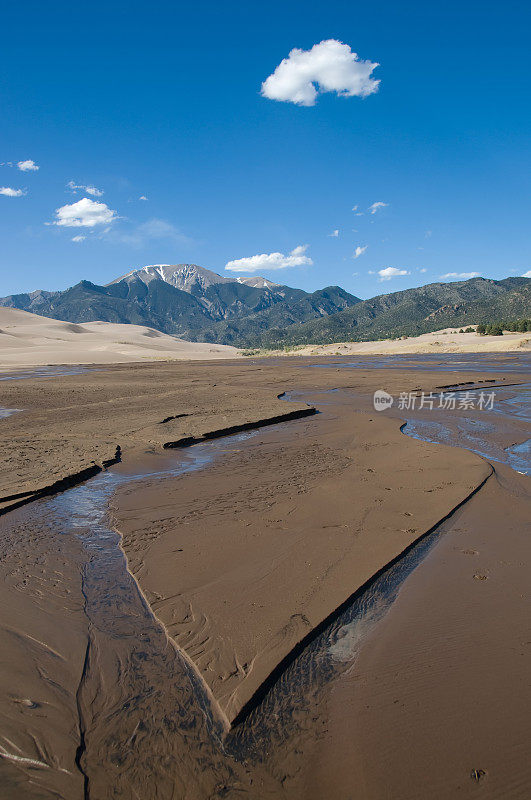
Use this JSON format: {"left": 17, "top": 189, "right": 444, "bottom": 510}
{"left": 71, "top": 235, "right": 86, "bottom": 242}
{"left": 0, "top": 186, "right": 25, "bottom": 196}
{"left": 104, "top": 217, "right": 191, "bottom": 248}
{"left": 225, "top": 244, "right": 312, "bottom": 273}
{"left": 368, "top": 270, "right": 375, "bottom": 275}
{"left": 139, "top": 195, "right": 148, "bottom": 201}
{"left": 17, "top": 159, "right": 39, "bottom": 172}
{"left": 352, "top": 272, "right": 359, "bottom": 276}
{"left": 354, "top": 212, "right": 364, "bottom": 216}
{"left": 369, "top": 201, "right": 388, "bottom": 215}
{"left": 328, "top": 229, "right": 339, "bottom": 237}
{"left": 378, "top": 266, "right": 410, "bottom": 281}
{"left": 441, "top": 271, "right": 481, "bottom": 280}
{"left": 522, "top": 270, "right": 531, "bottom": 278}
{"left": 420, "top": 268, "right": 427, "bottom": 273}
{"left": 352, "top": 204, "right": 358, "bottom": 212}
{"left": 353, "top": 245, "right": 368, "bottom": 259}
{"left": 425, "top": 230, "right": 432, "bottom": 238}
{"left": 67, "top": 180, "right": 104, "bottom": 197}
{"left": 261, "top": 39, "right": 380, "bottom": 106}
{"left": 53, "top": 197, "right": 117, "bottom": 227}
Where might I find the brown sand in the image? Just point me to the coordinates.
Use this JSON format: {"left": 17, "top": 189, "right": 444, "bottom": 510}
{"left": 295, "top": 463, "right": 531, "bottom": 800}
{"left": 0, "top": 357, "right": 529, "bottom": 799}
{"left": 113, "top": 398, "right": 488, "bottom": 722}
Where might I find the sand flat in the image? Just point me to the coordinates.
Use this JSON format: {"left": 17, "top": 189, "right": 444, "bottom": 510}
{"left": 0, "top": 357, "right": 529, "bottom": 799}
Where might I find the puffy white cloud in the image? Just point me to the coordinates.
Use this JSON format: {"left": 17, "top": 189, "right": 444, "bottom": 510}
{"left": 329, "top": 229, "right": 339, "bottom": 237}
{"left": 67, "top": 180, "right": 104, "bottom": 197}
{"left": 54, "top": 197, "right": 117, "bottom": 227}
{"left": 261, "top": 40, "right": 380, "bottom": 106}
{"left": 17, "top": 159, "right": 39, "bottom": 172}
{"left": 521, "top": 270, "right": 531, "bottom": 278}
{"left": 378, "top": 267, "right": 410, "bottom": 281}
{"left": 441, "top": 271, "right": 481, "bottom": 280}
{"left": 71, "top": 235, "right": 86, "bottom": 242}
{"left": 0, "top": 186, "right": 25, "bottom": 196}
{"left": 226, "top": 245, "right": 312, "bottom": 273}
{"left": 369, "top": 201, "right": 388, "bottom": 214}
{"left": 139, "top": 195, "right": 148, "bottom": 201}
{"left": 352, "top": 204, "right": 359, "bottom": 212}
{"left": 353, "top": 245, "right": 368, "bottom": 259}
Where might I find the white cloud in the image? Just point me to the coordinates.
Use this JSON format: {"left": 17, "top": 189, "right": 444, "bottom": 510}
{"left": 420, "top": 268, "right": 427, "bottom": 273}
{"left": 17, "top": 159, "right": 39, "bottom": 172}
{"left": 139, "top": 195, "right": 148, "bottom": 201}
{"left": 261, "top": 40, "right": 380, "bottom": 106}
{"left": 0, "top": 186, "right": 25, "bottom": 196}
{"left": 54, "top": 197, "right": 117, "bottom": 227}
{"left": 225, "top": 245, "right": 313, "bottom": 273}
{"left": 521, "top": 270, "right": 531, "bottom": 278}
{"left": 329, "top": 229, "right": 339, "bottom": 237}
{"left": 71, "top": 235, "right": 86, "bottom": 242}
{"left": 67, "top": 180, "right": 104, "bottom": 197}
{"left": 369, "top": 201, "right": 388, "bottom": 214}
{"left": 352, "top": 204, "right": 359, "bottom": 212}
{"left": 378, "top": 267, "right": 410, "bottom": 281}
{"left": 353, "top": 245, "right": 368, "bottom": 259}
{"left": 441, "top": 271, "right": 481, "bottom": 280}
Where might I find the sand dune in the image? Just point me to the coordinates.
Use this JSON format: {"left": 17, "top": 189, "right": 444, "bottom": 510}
{"left": 0, "top": 306, "right": 240, "bottom": 366}
{"left": 274, "top": 327, "right": 531, "bottom": 356}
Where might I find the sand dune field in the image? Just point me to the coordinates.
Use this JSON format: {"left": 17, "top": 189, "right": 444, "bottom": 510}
{"left": 0, "top": 307, "right": 240, "bottom": 366}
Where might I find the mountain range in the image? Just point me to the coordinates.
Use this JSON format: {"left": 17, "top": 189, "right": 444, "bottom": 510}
{"left": 1, "top": 264, "right": 529, "bottom": 348}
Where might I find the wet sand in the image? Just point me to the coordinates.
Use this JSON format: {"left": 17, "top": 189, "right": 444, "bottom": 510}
{"left": 300, "top": 463, "right": 531, "bottom": 800}
{"left": 0, "top": 355, "right": 529, "bottom": 799}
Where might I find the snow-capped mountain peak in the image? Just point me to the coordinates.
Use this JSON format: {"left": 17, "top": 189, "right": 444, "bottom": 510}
{"left": 236, "top": 275, "right": 281, "bottom": 290}
{"left": 108, "top": 264, "right": 279, "bottom": 295}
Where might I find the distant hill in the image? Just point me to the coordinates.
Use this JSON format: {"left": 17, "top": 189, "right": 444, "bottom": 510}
{"left": 233, "top": 277, "right": 531, "bottom": 348}
{"left": 0, "top": 264, "right": 361, "bottom": 339}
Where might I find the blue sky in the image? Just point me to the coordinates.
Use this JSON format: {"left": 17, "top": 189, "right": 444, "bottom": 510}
{"left": 1, "top": 0, "right": 530, "bottom": 298}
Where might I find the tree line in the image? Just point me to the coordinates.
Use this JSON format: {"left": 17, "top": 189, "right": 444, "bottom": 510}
{"left": 476, "top": 319, "right": 531, "bottom": 336}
